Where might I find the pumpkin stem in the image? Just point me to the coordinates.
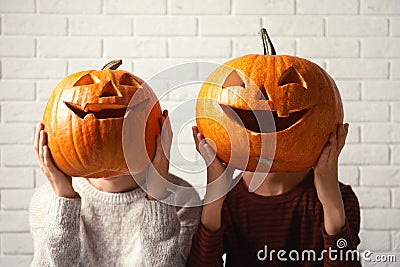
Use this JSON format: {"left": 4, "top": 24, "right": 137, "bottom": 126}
{"left": 258, "top": 28, "right": 276, "bottom": 55}
{"left": 102, "top": 59, "right": 123, "bottom": 70}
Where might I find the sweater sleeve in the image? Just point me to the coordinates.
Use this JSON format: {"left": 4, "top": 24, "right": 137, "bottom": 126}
{"left": 322, "top": 185, "right": 361, "bottom": 267}
{"left": 187, "top": 222, "right": 226, "bottom": 267}
{"left": 140, "top": 194, "right": 184, "bottom": 267}
{"left": 29, "top": 183, "right": 81, "bottom": 267}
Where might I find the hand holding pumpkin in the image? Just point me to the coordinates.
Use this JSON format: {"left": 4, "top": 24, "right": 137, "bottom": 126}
{"left": 314, "top": 123, "right": 349, "bottom": 235}
{"left": 146, "top": 110, "right": 172, "bottom": 200}
{"left": 34, "top": 122, "right": 78, "bottom": 199}
{"left": 192, "top": 126, "right": 234, "bottom": 232}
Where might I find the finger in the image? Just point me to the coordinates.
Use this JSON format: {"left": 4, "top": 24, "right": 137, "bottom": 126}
{"left": 327, "top": 131, "right": 337, "bottom": 161}
{"left": 43, "top": 145, "right": 56, "bottom": 170}
{"left": 336, "top": 123, "right": 348, "bottom": 155}
{"left": 38, "top": 130, "right": 45, "bottom": 164}
{"left": 34, "top": 122, "right": 44, "bottom": 154}
{"left": 198, "top": 138, "right": 211, "bottom": 164}
{"left": 316, "top": 143, "right": 331, "bottom": 168}
{"left": 163, "top": 109, "right": 169, "bottom": 118}
{"left": 192, "top": 126, "right": 199, "bottom": 147}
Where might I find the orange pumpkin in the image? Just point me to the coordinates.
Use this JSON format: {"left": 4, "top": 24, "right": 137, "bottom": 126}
{"left": 196, "top": 29, "right": 343, "bottom": 172}
{"left": 43, "top": 60, "right": 162, "bottom": 178}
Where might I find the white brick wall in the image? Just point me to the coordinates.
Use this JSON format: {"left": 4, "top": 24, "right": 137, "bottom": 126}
{"left": 0, "top": 0, "right": 399, "bottom": 266}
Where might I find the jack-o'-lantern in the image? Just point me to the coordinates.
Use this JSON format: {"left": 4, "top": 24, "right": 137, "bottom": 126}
{"left": 196, "top": 29, "right": 343, "bottom": 172}
{"left": 43, "top": 60, "right": 162, "bottom": 178}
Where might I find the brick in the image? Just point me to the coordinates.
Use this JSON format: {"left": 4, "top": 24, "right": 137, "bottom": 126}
{"left": 167, "top": 83, "right": 201, "bottom": 102}
{"left": 362, "top": 123, "right": 400, "bottom": 143}
{"left": 104, "top": 0, "right": 166, "bottom": 14}
{"left": 34, "top": 168, "right": 48, "bottom": 186}
{"left": 364, "top": 81, "right": 400, "bottom": 100}
{"left": 171, "top": 117, "right": 197, "bottom": 144}
{"left": 1, "top": 233, "right": 33, "bottom": 254}
{"left": 359, "top": 230, "right": 390, "bottom": 251}
{"left": 0, "top": 37, "right": 35, "bottom": 57}
{"left": 393, "top": 60, "right": 400, "bottom": 79}
{"left": 338, "top": 166, "right": 359, "bottom": 186}
{"left": 392, "top": 17, "right": 400, "bottom": 36}
{"left": 200, "top": 16, "right": 260, "bottom": 36}
{"left": 2, "top": 146, "right": 38, "bottom": 167}
{"left": 363, "top": 38, "right": 400, "bottom": 58}
{"left": 2, "top": 59, "right": 67, "bottom": 79}
{"left": 38, "top": 37, "right": 101, "bottom": 58}
{"left": 133, "top": 59, "right": 198, "bottom": 80}
{"left": 353, "top": 187, "right": 390, "bottom": 208}
{"left": 162, "top": 101, "right": 195, "bottom": 123}
{"left": 393, "top": 231, "right": 400, "bottom": 250}
{"left": 0, "top": 211, "right": 29, "bottom": 231}
{"left": 36, "top": 80, "right": 59, "bottom": 101}
{"left": 169, "top": 0, "right": 230, "bottom": 14}
{"left": 1, "top": 189, "right": 35, "bottom": 210}
{"left": 393, "top": 188, "right": 400, "bottom": 208}
{"left": 170, "top": 143, "right": 198, "bottom": 166}
{"left": 233, "top": 0, "right": 295, "bottom": 14}
{"left": 336, "top": 81, "right": 361, "bottom": 100}
{"left": 2, "top": 102, "right": 46, "bottom": 123}
{"left": 233, "top": 37, "right": 295, "bottom": 57}
{"left": 344, "top": 102, "right": 389, "bottom": 122}
{"left": 104, "top": 38, "right": 167, "bottom": 58}
{"left": 360, "top": 167, "right": 400, "bottom": 186}
{"left": 0, "top": 168, "right": 34, "bottom": 188}
{"left": 38, "top": 0, "right": 101, "bottom": 13}
{"left": 393, "top": 103, "right": 400, "bottom": 122}
{"left": 328, "top": 59, "right": 389, "bottom": 79}
{"left": 298, "top": 38, "right": 359, "bottom": 58}
{"left": 0, "top": 124, "right": 34, "bottom": 144}
{"left": 339, "top": 145, "right": 389, "bottom": 165}
{"left": 362, "top": 209, "right": 400, "bottom": 229}
{"left": 0, "top": 81, "right": 35, "bottom": 101}
{"left": 326, "top": 16, "right": 388, "bottom": 37}
{"left": 3, "top": 15, "right": 67, "bottom": 35}
{"left": 136, "top": 16, "right": 196, "bottom": 36}
{"left": 169, "top": 38, "right": 231, "bottom": 58}
{"left": 361, "top": 0, "right": 400, "bottom": 15}
{"left": 393, "top": 145, "right": 400, "bottom": 164}
{"left": 70, "top": 15, "right": 132, "bottom": 36}
{"left": 262, "top": 16, "right": 323, "bottom": 36}
{"left": 0, "top": 256, "right": 33, "bottom": 266}
{"left": 345, "top": 124, "right": 360, "bottom": 144}
{"left": 298, "top": 0, "right": 359, "bottom": 14}
{"left": 0, "top": 0, "right": 35, "bottom": 13}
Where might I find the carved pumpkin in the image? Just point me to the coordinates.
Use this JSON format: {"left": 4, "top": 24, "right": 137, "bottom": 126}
{"left": 196, "top": 29, "right": 343, "bottom": 172}
{"left": 43, "top": 60, "right": 161, "bottom": 178}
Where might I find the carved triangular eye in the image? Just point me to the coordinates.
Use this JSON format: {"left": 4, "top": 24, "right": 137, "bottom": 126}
{"left": 74, "top": 74, "right": 97, "bottom": 86}
{"left": 278, "top": 66, "right": 306, "bottom": 88}
{"left": 100, "top": 81, "right": 122, "bottom": 98}
{"left": 120, "top": 73, "right": 141, "bottom": 87}
{"left": 223, "top": 70, "right": 245, "bottom": 88}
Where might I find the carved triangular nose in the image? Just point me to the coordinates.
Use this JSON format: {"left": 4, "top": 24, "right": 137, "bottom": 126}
{"left": 100, "top": 81, "right": 121, "bottom": 97}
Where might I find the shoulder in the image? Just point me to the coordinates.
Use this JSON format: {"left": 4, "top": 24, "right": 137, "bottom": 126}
{"left": 29, "top": 183, "right": 53, "bottom": 229}
{"left": 168, "top": 173, "right": 201, "bottom": 224}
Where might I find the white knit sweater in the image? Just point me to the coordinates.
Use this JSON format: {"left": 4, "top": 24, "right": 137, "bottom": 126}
{"left": 29, "top": 174, "right": 201, "bottom": 267}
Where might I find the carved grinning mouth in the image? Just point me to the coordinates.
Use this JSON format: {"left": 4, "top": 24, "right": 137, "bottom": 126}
{"left": 220, "top": 104, "right": 310, "bottom": 133}
{"left": 64, "top": 99, "right": 149, "bottom": 119}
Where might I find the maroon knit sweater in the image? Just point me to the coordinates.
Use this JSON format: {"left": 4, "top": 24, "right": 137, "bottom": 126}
{"left": 188, "top": 171, "right": 361, "bottom": 266}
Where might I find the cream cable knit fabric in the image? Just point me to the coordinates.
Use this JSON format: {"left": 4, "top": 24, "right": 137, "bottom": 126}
{"left": 29, "top": 174, "right": 201, "bottom": 267}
